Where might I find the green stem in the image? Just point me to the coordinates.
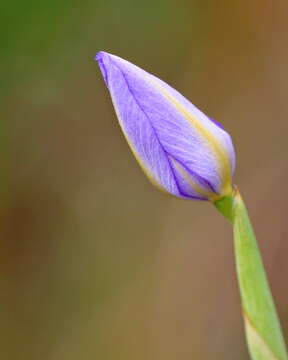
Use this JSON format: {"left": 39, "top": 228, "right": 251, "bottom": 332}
{"left": 215, "top": 188, "right": 287, "bottom": 360}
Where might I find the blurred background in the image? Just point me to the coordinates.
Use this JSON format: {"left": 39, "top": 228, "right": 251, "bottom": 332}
{"left": 1, "top": 0, "right": 288, "bottom": 359}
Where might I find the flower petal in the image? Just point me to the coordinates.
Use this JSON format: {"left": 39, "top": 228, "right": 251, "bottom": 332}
{"left": 96, "top": 51, "right": 235, "bottom": 200}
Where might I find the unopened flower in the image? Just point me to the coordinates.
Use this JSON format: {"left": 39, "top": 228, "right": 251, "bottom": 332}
{"left": 96, "top": 51, "right": 235, "bottom": 201}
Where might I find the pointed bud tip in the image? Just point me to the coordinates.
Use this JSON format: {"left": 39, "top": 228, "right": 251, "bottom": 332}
{"left": 95, "top": 51, "right": 105, "bottom": 62}
{"left": 95, "top": 51, "right": 111, "bottom": 86}
{"left": 95, "top": 51, "right": 115, "bottom": 63}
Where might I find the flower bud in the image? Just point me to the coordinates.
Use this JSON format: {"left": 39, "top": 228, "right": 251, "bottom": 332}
{"left": 96, "top": 51, "right": 235, "bottom": 201}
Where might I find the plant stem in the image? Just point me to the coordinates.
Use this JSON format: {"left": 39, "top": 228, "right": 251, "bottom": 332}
{"left": 215, "top": 188, "right": 287, "bottom": 360}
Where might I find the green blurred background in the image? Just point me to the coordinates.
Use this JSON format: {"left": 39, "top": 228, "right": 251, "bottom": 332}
{"left": 1, "top": 0, "right": 288, "bottom": 359}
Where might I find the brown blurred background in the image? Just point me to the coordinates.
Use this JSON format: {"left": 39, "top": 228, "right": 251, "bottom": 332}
{"left": 1, "top": 0, "right": 288, "bottom": 359}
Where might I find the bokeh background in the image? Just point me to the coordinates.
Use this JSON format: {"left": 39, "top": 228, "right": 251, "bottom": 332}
{"left": 1, "top": 0, "right": 288, "bottom": 359}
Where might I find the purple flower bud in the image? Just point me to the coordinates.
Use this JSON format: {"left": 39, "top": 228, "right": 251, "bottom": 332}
{"left": 96, "top": 51, "right": 235, "bottom": 201}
